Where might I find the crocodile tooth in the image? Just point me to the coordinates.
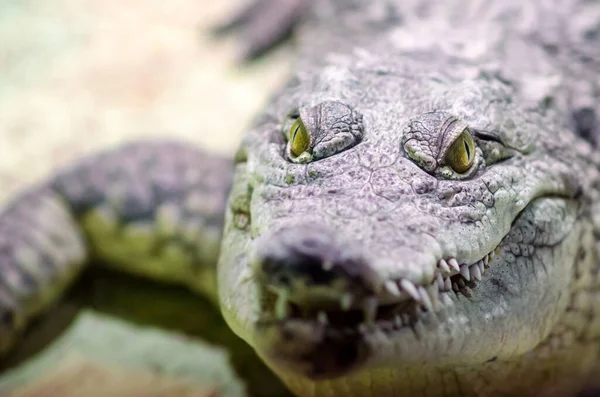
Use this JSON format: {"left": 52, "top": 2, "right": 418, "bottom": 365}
{"left": 448, "top": 258, "right": 460, "bottom": 272}
{"left": 457, "top": 278, "right": 466, "bottom": 289}
{"left": 275, "top": 291, "right": 289, "bottom": 319}
{"left": 418, "top": 286, "right": 433, "bottom": 311}
{"left": 402, "top": 314, "right": 411, "bottom": 325}
{"left": 363, "top": 296, "right": 378, "bottom": 325}
{"left": 452, "top": 282, "right": 459, "bottom": 292}
{"left": 400, "top": 279, "right": 421, "bottom": 301}
{"left": 322, "top": 260, "right": 333, "bottom": 271}
{"left": 394, "top": 315, "right": 402, "bottom": 327}
{"left": 444, "top": 276, "right": 452, "bottom": 292}
{"left": 385, "top": 280, "right": 401, "bottom": 296}
{"left": 413, "top": 316, "right": 426, "bottom": 337}
{"left": 470, "top": 264, "right": 482, "bottom": 281}
{"left": 489, "top": 250, "right": 496, "bottom": 260}
{"left": 483, "top": 254, "right": 489, "bottom": 267}
{"left": 460, "top": 264, "right": 471, "bottom": 281}
{"left": 441, "top": 293, "right": 454, "bottom": 306}
{"left": 477, "top": 260, "right": 485, "bottom": 273}
{"left": 427, "top": 285, "right": 439, "bottom": 309}
{"left": 438, "top": 259, "right": 451, "bottom": 274}
{"left": 341, "top": 293, "right": 353, "bottom": 311}
{"left": 317, "top": 311, "right": 328, "bottom": 324}
{"left": 436, "top": 273, "right": 444, "bottom": 290}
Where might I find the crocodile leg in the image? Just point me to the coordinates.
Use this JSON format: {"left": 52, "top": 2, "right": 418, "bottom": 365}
{"left": 213, "top": 0, "right": 312, "bottom": 60}
{"left": 0, "top": 141, "right": 233, "bottom": 357}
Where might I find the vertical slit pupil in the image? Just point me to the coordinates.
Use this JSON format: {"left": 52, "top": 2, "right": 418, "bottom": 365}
{"left": 291, "top": 122, "right": 301, "bottom": 142}
{"left": 463, "top": 139, "right": 471, "bottom": 160}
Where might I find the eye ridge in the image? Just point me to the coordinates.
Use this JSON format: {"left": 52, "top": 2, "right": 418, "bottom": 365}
{"left": 283, "top": 101, "right": 365, "bottom": 163}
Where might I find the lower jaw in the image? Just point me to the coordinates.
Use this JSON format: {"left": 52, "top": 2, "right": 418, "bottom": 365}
{"left": 255, "top": 275, "right": 467, "bottom": 365}
{"left": 261, "top": 334, "right": 599, "bottom": 397}
{"left": 253, "top": 271, "right": 484, "bottom": 380}
{"left": 260, "top": 351, "right": 472, "bottom": 397}
{"left": 254, "top": 318, "right": 370, "bottom": 379}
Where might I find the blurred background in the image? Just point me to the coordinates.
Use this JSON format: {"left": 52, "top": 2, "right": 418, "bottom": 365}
{"left": 0, "top": 0, "right": 295, "bottom": 396}
{"left": 0, "top": 0, "right": 291, "bottom": 201}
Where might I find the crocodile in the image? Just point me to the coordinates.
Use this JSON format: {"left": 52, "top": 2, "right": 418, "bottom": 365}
{"left": 1, "top": 0, "right": 600, "bottom": 396}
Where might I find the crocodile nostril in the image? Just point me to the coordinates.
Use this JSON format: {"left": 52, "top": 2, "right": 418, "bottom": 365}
{"left": 0, "top": 308, "right": 15, "bottom": 328}
{"left": 299, "top": 236, "right": 323, "bottom": 252}
{"left": 254, "top": 223, "right": 376, "bottom": 307}
{"left": 261, "top": 250, "right": 333, "bottom": 288}
{"left": 275, "top": 273, "right": 292, "bottom": 286}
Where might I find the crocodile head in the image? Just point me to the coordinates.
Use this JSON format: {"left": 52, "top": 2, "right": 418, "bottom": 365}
{"left": 217, "top": 50, "right": 598, "bottom": 394}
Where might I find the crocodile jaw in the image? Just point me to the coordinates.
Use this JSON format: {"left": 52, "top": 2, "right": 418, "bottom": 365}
{"left": 219, "top": 195, "right": 582, "bottom": 384}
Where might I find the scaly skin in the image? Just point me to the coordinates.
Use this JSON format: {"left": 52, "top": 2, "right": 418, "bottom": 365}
{"left": 2, "top": 0, "right": 600, "bottom": 396}
{"left": 0, "top": 142, "right": 233, "bottom": 354}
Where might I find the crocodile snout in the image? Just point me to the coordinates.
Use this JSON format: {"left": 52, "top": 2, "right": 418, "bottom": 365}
{"left": 253, "top": 223, "right": 379, "bottom": 310}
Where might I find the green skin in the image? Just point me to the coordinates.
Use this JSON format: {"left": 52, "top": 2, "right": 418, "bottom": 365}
{"left": 2, "top": 0, "right": 600, "bottom": 396}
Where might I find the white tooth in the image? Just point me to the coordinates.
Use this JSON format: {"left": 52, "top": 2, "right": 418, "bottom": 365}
{"left": 483, "top": 254, "right": 489, "bottom": 267}
{"left": 317, "top": 311, "right": 328, "bottom": 324}
{"left": 438, "top": 259, "right": 451, "bottom": 274}
{"left": 322, "top": 260, "right": 333, "bottom": 271}
{"left": 419, "top": 286, "right": 433, "bottom": 311}
{"left": 413, "top": 317, "right": 426, "bottom": 337}
{"left": 470, "top": 264, "right": 482, "bottom": 281}
{"left": 477, "top": 260, "right": 485, "bottom": 273}
{"left": 341, "top": 293, "right": 353, "bottom": 311}
{"left": 385, "top": 280, "right": 401, "bottom": 296}
{"left": 275, "top": 291, "right": 289, "bottom": 319}
{"left": 442, "top": 293, "right": 454, "bottom": 307}
{"left": 448, "top": 258, "right": 460, "bottom": 272}
{"left": 460, "top": 264, "right": 471, "bottom": 281}
{"left": 436, "top": 273, "right": 444, "bottom": 290}
{"left": 489, "top": 250, "right": 496, "bottom": 259}
{"left": 394, "top": 315, "right": 402, "bottom": 327}
{"left": 444, "top": 276, "right": 452, "bottom": 292}
{"left": 363, "top": 297, "right": 378, "bottom": 325}
{"left": 400, "top": 279, "right": 421, "bottom": 301}
{"left": 452, "top": 282, "right": 459, "bottom": 292}
{"left": 427, "top": 285, "right": 439, "bottom": 309}
{"left": 402, "top": 314, "right": 411, "bottom": 325}
{"left": 457, "top": 278, "right": 466, "bottom": 289}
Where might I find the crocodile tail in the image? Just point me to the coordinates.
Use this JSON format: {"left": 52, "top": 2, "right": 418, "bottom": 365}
{"left": 0, "top": 141, "right": 233, "bottom": 358}
{"left": 0, "top": 187, "right": 87, "bottom": 356}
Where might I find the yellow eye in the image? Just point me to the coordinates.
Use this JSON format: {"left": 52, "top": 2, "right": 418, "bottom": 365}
{"left": 289, "top": 118, "right": 310, "bottom": 158}
{"left": 445, "top": 130, "right": 475, "bottom": 173}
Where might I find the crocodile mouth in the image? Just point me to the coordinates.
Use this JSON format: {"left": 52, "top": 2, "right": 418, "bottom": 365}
{"left": 252, "top": 248, "right": 500, "bottom": 379}
{"left": 259, "top": 249, "right": 498, "bottom": 335}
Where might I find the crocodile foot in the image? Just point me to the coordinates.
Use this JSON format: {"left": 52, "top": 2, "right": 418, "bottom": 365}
{"left": 212, "top": 0, "right": 312, "bottom": 60}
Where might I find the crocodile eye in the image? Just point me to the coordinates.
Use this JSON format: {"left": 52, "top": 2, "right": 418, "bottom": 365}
{"left": 289, "top": 118, "right": 310, "bottom": 158}
{"left": 445, "top": 129, "right": 475, "bottom": 173}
